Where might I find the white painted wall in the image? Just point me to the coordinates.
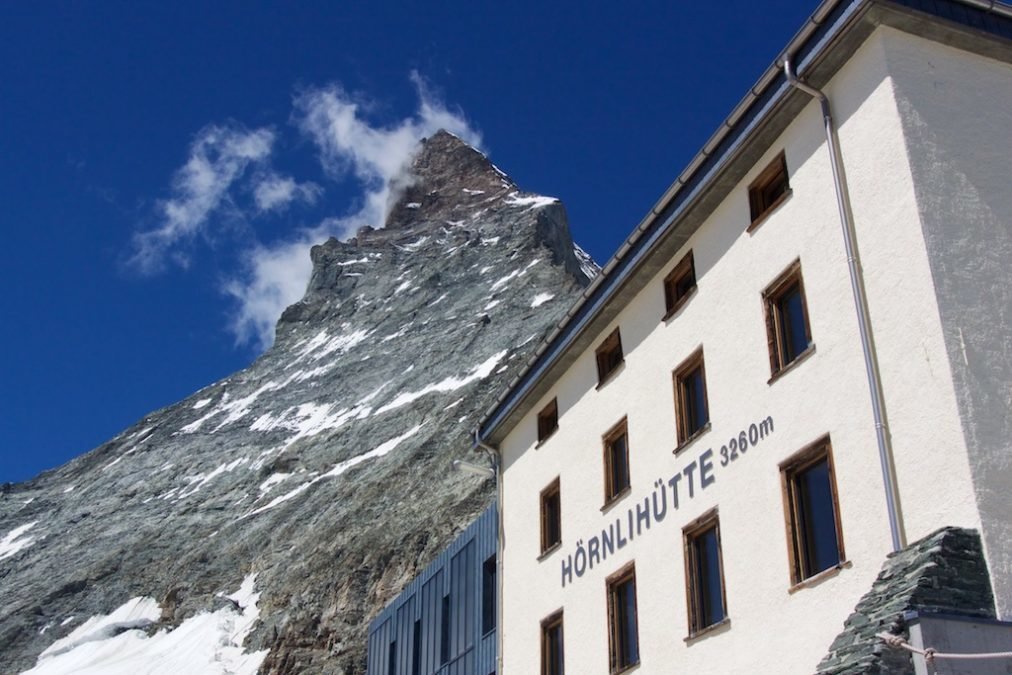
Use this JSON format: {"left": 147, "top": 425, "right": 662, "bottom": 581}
{"left": 884, "top": 27, "right": 1012, "bottom": 619}
{"left": 499, "top": 27, "right": 990, "bottom": 675}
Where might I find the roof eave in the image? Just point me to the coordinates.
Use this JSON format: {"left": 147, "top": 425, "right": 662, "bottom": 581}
{"left": 477, "top": 0, "right": 1012, "bottom": 448}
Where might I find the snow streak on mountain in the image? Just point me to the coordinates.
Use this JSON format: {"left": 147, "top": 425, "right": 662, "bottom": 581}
{"left": 0, "top": 131, "right": 597, "bottom": 674}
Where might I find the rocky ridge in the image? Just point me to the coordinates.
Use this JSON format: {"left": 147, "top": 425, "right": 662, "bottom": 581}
{"left": 0, "top": 131, "right": 597, "bottom": 673}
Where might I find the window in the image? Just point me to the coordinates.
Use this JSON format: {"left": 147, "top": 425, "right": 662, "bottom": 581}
{"left": 781, "top": 437, "right": 845, "bottom": 585}
{"left": 607, "top": 564, "right": 640, "bottom": 673}
{"left": 603, "top": 418, "right": 630, "bottom": 505}
{"left": 412, "top": 620, "right": 422, "bottom": 675}
{"left": 748, "top": 152, "right": 790, "bottom": 229}
{"left": 673, "top": 348, "right": 709, "bottom": 447}
{"left": 541, "top": 610, "right": 564, "bottom": 675}
{"left": 684, "top": 510, "right": 727, "bottom": 635}
{"left": 538, "top": 398, "right": 559, "bottom": 444}
{"left": 440, "top": 594, "right": 451, "bottom": 665}
{"left": 764, "top": 261, "right": 813, "bottom": 377}
{"left": 540, "top": 478, "right": 562, "bottom": 554}
{"left": 595, "top": 328, "right": 624, "bottom": 385}
{"left": 663, "top": 250, "right": 696, "bottom": 318}
{"left": 482, "top": 555, "right": 496, "bottom": 634}
{"left": 388, "top": 640, "right": 397, "bottom": 675}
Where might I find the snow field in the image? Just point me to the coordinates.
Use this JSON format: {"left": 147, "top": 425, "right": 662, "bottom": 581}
{"left": 0, "top": 521, "right": 39, "bottom": 562}
{"left": 24, "top": 575, "right": 267, "bottom": 675}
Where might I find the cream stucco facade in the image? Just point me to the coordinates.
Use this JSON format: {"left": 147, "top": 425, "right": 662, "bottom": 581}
{"left": 491, "top": 17, "right": 1012, "bottom": 675}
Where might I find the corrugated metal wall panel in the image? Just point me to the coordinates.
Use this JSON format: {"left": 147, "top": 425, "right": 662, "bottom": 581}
{"left": 367, "top": 504, "right": 497, "bottom": 675}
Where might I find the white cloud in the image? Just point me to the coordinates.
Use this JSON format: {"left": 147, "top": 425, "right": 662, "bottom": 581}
{"left": 252, "top": 173, "right": 322, "bottom": 213}
{"left": 128, "top": 125, "right": 274, "bottom": 274}
{"left": 294, "top": 71, "right": 483, "bottom": 234}
{"left": 224, "top": 223, "right": 329, "bottom": 348}
{"left": 225, "top": 74, "right": 482, "bottom": 350}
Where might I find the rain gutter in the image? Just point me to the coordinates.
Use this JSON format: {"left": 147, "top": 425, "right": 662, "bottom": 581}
{"left": 476, "top": 0, "right": 1012, "bottom": 448}
{"left": 783, "top": 57, "right": 905, "bottom": 552}
{"left": 476, "top": 0, "right": 859, "bottom": 441}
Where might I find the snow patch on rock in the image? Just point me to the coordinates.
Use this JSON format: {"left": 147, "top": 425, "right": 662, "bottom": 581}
{"left": 244, "top": 424, "right": 424, "bottom": 518}
{"left": 0, "top": 521, "right": 38, "bottom": 561}
{"left": 375, "top": 351, "right": 507, "bottom": 415}
{"left": 26, "top": 576, "right": 267, "bottom": 675}
{"left": 504, "top": 192, "right": 558, "bottom": 209}
{"left": 530, "top": 292, "right": 554, "bottom": 308}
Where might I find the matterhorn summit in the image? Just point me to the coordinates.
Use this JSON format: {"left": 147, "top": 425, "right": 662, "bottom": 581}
{"left": 0, "top": 130, "right": 597, "bottom": 674}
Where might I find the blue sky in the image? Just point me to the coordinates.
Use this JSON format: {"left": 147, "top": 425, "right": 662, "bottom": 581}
{"left": 0, "top": 1, "right": 817, "bottom": 483}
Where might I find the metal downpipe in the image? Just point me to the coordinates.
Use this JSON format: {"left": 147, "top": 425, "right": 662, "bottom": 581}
{"left": 473, "top": 429, "right": 505, "bottom": 675}
{"left": 784, "top": 58, "right": 906, "bottom": 552}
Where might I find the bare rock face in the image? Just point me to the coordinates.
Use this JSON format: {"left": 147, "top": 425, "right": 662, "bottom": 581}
{"left": 0, "top": 130, "right": 597, "bottom": 674}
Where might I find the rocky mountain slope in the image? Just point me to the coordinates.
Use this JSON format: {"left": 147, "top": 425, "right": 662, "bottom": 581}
{"left": 0, "top": 131, "right": 597, "bottom": 674}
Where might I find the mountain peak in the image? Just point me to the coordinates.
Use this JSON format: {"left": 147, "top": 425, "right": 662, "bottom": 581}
{"left": 384, "top": 130, "right": 516, "bottom": 229}
{"left": 0, "top": 122, "right": 599, "bottom": 674}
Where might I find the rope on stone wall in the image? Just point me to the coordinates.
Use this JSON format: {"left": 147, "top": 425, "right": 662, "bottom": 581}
{"left": 877, "top": 631, "right": 1012, "bottom": 669}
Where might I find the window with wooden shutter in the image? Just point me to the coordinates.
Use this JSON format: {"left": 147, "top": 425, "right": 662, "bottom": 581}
{"left": 673, "top": 348, "right": 710, "bottom": 449}
{"left": 540, "top": 478, "right": 562, "bottom": 555}
{"left": 684, "top": 509, "right": 728, "bottom": 636}
{"left": 537, "top": 398, "right": 559, "bottom": 444}
{"left": 606, "top": 563, "right": 639, "bottom": 673}
{"left": 763, "top": 260, "right": 814, "bottom": 380}
{"left": 662, "top": 250, "right": 697, "bottom": 319}
{"left": 748, "top": 152, "right": 791, "bottom": 230}
{"left": 603, "top": 417, "right": 631, "bottom": 505}
{"left": 541, "top": 609, "right": 564, "bottom": 675}
{"left": 595, "top": 328, "right": 624, "bottom": 385}
{"left": 780, "top": 436, "right": 845, "bottom": 585}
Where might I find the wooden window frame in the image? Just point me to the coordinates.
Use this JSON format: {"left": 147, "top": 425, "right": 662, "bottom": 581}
{"left": 780, "top": 436, "right": 845, "bottom": 586}
{"left": 747, "top": 151, "right": 791, "bottom": 230}
{"left": 540, "top": 478, "right": 562, "bottom": 555}
{"left": 540, "top": 609, "right": 565, "bottom": 675}
{"left": 673, "top": 347, "right": 710, "bottom": 449}
{"left": 537, "top": 398, "right": 559, "bottom": 445}
{"left": 606, "top": 562, "right": 640, "bottom": 674}
{"left": 595, "top": 328, "right": 625, "bottom": 386}
{"left": 662, "top": 250, "right": 697, "bottom": 320}
{"left": 763, "top": 260, "right": 814, "bottom": 380}
{"left": 683, "top": 508, "right": 728, "bottom": 637}
{"left": 603, "top": 417, "right": 631, "bottom": 506}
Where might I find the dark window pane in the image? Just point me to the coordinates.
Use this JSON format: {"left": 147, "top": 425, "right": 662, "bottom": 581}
{"left": 797, "top": 460, "right": 839, "bottom": 576}
{"left": 621, "top": 580, "right": 639, "bottom": 665}
{"left": 545, "top": 492, "right": 561, "bottom": 546}
{"left": 762, "top": 171, "right": 788, "bottom": 206}
{"left": 538, "top": 400, "right": 559, "bottom": 442}
{"left": 675, "top": 273, "right": 695, "bottom": 299}
{"left": 685, "top": 368, "right": 708, "bottom": 434}
{"left": 605, "top": 348, "right": 622, "bottom": 374}
{"left": 610, "top": 576, "right": 639, "bottom": 668}
{"left": 412, "top": 621, "right": 421, "bottom": 675}
{"left": 749, "top": 154, "right": 789, "bottom": 222}
{"left": 694, "top": 527, "right": 725, "bottom": 628}
{"left": 778, "top": 285, "right": 808, "bottom": 362}
{"left": 545, "top": 620, "right": 564, "bottom": 675}
{"left": 482, "top": 556, "right": 496, "bottom": 634}
{"left": 597, "top": 331, "right": 624, "bottom": 382}
{"left": 609, "top": 435, "right": 629, "bottom": 496}
{"left": 389, "top": 640, "right": 397, "bottom": 675}
{"left": 440, "top": 595, "right": 451, "bottom": 665}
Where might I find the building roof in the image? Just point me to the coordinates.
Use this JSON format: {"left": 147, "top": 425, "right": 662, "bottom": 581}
{"left": 816, "top": 526, "right": 994, "bottom": 675}
{"left": 476, "top": 0, "right": 1012, "bottom": 446}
